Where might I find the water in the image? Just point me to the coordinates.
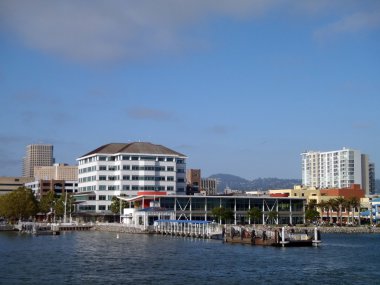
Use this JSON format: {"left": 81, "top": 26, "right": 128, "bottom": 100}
{"left": 1, "top": 231, "right": 380, "bottom": 285}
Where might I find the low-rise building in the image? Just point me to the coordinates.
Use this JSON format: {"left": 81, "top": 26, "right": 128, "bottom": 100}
{"left": 0, "top": 177, "right": 34, "bottom": 195}
{"left": 25, "top": 180, "right": 78, "bottom": 200}
{"left": 119, "top": 192, "right": 306, "bottom": 228}
{"left": 269, "top": 184, "right": 365, "bottom": 223}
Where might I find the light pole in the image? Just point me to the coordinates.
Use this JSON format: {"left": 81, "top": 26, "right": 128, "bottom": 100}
{"left": 63, "top": 192, "right": 67, "bottom": 224}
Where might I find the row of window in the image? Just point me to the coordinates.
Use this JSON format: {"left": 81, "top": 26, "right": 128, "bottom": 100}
{"left": 79, "top": 155, "right": 185, "bottom": 165}
{"left": 80, "top": 165, "right": 183, "bottom": 172}
{"left": 80, "top": 175, "right": 184, "bottom": 182}
{"left": 78, "top": 185, "right": 178, "bottom": 191}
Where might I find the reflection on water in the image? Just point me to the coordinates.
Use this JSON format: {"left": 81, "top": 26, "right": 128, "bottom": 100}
{"left": 1, "top": 231, "right": 380, "bottom": 284}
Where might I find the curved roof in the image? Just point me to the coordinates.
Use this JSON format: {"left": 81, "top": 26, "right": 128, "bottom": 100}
{"left": 80, "top": 142, "right": 186, "bottom": 158}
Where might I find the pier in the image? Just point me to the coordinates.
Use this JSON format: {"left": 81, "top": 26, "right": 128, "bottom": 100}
{"left": 153, "top": 220, "right": 222, "bottom": 239}
{"left": 59, "top": 224, "right": 93, "bottom": 231}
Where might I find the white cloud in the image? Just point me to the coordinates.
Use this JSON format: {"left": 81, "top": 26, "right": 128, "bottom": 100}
{"left": 314, "top": 10, "right": 380, "bottom": 42}
{"left": 0, "top": 0, "right": 276, "bottom": 64}
{"left": 1, "top": 1, "right": 379, "bottom": 64}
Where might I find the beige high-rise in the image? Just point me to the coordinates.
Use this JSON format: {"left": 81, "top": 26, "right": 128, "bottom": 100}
{"left": 22, "top": 144, "right": 54, "bottom": 178}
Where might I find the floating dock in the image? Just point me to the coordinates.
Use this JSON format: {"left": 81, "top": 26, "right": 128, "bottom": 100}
{"left": 224, "top": 226, "right": 321, "bottom": 247}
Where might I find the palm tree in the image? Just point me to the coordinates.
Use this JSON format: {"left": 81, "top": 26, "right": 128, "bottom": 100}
{"left": 267, "top": 210, "right": 278, "bottom": 225}
{"left": 247, "top": 207, "right": 262, "bottom": 225}
{"left": 335, "top": 197, "right": 346, "bottom": 226}
{"left": 348, "top": 197, "right": 360, "bottom": 226}
{"left": 306, "top": 199, "right": 318, "bottom": 210}
{"left": 317, "top": 200, "right": 328, "bottom": 224}
{"left": 326, "top": 199, "right": 338, "bottom": 224}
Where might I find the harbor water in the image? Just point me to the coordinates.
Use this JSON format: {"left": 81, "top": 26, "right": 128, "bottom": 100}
{"left": 1, "top": 231, "right": 379, "bottom": 285}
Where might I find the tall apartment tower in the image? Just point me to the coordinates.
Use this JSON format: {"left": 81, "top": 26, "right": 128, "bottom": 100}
{"left": 22, "top": 144, "right": 54, "bottom": 178}
{"left": 301, "top": 148, "right": 373, "bottom": 195}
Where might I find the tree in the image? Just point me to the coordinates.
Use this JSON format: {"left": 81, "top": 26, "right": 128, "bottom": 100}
{"left": 347, "top": 197, "right": 360, "bottom": 226}
{"left": 110, "top": 196, "right": 129, "bottom": 214}
{"left": 55, "top": 193, "right": 75, "bottom": 220}
{"left": 212, "top": 207, "right": 234, "bottom": 224}
{"left": 0, "top": 187, "right": 38, "bottom": 222}
{"left": 306, "top": 199, "right": 318, "bottom": 211}
{"left": 335, "top": 197, "right": 346, "bottom": 226}
{"left": 39, "top": 191, "right": 57, "bottom": 214}
{"left": 326, "top": 199, "right": 338, "bottom": 224}
{"left": 267, "top": 210, "right": 278, "bottom": 225}
{"left": 317, "top": 200, "right": 328, "bottom": 224}
{"left": 247, "top": 207, "right": 262, "bottom": 225}
{"left": 305, "top": 208, "right": 320, "bottom": 224}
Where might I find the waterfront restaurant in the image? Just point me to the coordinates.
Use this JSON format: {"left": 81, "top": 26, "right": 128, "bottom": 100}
{"left": 118, "top": 192, "right": 306, "bottom": 229}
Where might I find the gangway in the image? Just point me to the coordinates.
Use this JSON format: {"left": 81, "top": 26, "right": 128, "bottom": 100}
{"left": 153, "top": 220, "right": 222, "bottom": 239}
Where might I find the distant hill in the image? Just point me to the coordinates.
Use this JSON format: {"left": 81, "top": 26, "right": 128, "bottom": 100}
{"left": 209, "top": 174, "right": 301, "bottom": 193}
{"left": 209, "top": 175, "right": 380, "bottom": 194}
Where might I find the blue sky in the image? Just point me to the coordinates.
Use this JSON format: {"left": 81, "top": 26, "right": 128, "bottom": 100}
{"left": 1, "top": 0, "right": 379, "bottom": 179}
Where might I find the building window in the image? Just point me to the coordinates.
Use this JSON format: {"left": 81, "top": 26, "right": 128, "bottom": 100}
{"left": 99, "top": 195, "right": 106, "bottom": 200}
{"left": 99, "top": 205, "right": 106, "bottom": 211}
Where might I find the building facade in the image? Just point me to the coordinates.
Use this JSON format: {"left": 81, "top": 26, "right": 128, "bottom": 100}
{"left": 34, "top": 163, "right": 78, "bottom": 181}
{"left": 201, "top": 178, "right": 217, "bottom": 196}
{"left": 369, "top": 163, "right": 376, "bottom": 195}
{"left": 120, "top": 194, "right": 306, "bottom": 227}
{"left": 22, "top": 144, "right": 54, "bottom": 178}
{"left": 76, "top": 142, "right": 187, "bottom": 213}
{"left": 301, "top": 148, "right": 373, "bottom": 195}
{"left": 0, "top": 177, "right": 34, "bottom": 195}
{"left": 25, "top": 180, "right": 78, "bottom": 200}
{"left": 186, "top": 169, "right": 201, "bottom": 195}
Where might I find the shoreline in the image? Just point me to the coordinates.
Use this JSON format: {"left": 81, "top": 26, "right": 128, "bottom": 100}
{"left": 91, "top": 223, "right": 380, "bottom": 235}
{"left": 2, "top": 223, "right": 379, "bottom": 235}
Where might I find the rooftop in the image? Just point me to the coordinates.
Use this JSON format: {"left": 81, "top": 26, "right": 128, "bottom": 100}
{"left": 79, "top": 142, "right": 186, "bottom": 158}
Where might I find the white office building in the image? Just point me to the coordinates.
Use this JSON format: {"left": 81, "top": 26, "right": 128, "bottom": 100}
{"left": 77, "top": 142, "right": 187, "bottom": 213}
{"left": 301, "top": 148, "right": 374, "bottom": 195}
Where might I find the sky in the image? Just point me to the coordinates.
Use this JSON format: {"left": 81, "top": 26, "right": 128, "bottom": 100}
{"left": 0, "top": 0, "right": 379, "bottom": 180}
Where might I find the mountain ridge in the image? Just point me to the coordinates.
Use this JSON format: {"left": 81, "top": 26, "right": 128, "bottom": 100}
{"left": 208, "top": 174, "right": 301, "bottom": 192}
{"left": 209, "top": 174, "right": 380, "bottom": 194}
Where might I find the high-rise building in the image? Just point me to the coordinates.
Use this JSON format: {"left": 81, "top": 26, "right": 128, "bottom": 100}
{"left": 301, "top": 148, "right": 374, "bottom": 195}
{"left": 369, "top": 163, "right": 376, "bottom": 195}
{"left": 22, "top": 144, "right": 54, "bottom": 178}
{"left": 77, "top": 142, "right": 187, "bottom": 213}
